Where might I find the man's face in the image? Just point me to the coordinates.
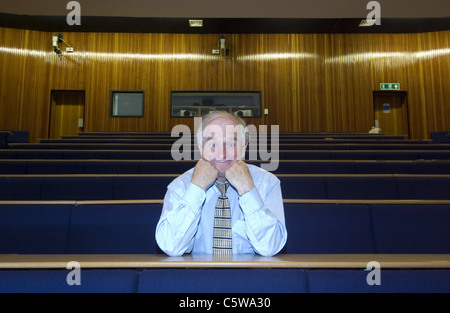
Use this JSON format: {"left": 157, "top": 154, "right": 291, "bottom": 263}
{"left": 201, "top": 117, "right": 246, "bottom": 179}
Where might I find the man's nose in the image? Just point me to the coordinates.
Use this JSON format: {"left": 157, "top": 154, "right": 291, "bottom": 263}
{"left": 215, "top": 143, "right": 227, "bottom": 160}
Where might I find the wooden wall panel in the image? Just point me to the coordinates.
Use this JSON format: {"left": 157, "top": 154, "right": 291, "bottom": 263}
{"left": 1, "top": 27, "right": 449, "bottom": 142}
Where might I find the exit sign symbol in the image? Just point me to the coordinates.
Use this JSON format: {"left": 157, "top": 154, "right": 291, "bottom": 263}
{"left": 380, "top": 83, "right": 400, "bottom": 90}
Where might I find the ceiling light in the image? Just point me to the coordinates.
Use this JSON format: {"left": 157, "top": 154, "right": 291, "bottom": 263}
{"left": 189, "top": 20, "right": 203, "bottom": 27}
{"left": 359, "top": 19, "right": 373, "bottom": 27}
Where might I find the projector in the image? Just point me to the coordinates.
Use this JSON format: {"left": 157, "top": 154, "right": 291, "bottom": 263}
{"left": 234, "top": 110, "right": 252, "bottom": 117}
{"left": 180, "top": 110, "right": 197, "bottom": 117}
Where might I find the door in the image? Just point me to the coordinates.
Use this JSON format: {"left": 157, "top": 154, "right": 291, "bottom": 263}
{"left": 373, "top": 91, "right": 409, "bottom": 138}
{"left": 49, "top": 90, "right": 85, "bottom": 139}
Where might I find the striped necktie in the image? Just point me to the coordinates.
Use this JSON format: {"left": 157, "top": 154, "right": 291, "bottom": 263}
{"left": 213, "top": 182, "right": 232, "bottom": 256}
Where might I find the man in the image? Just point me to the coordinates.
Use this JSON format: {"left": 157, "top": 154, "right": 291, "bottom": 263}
{"left": 155, "top": 111, "right": 287, "bottom": 257}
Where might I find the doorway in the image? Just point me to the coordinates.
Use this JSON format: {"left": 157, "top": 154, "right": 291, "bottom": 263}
{"left": 373, "top": 91, "right": 409, "bottom": 138}
{"left": 49, "top": 90, "right": 85, "bottom": 139}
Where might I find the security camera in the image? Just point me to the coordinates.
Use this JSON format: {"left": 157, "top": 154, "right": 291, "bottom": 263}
{"left": 52, "top": 33, "right": 73, "bottom": 55}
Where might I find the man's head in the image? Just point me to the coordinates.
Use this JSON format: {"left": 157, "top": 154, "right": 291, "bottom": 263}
{"left": 197, "top": 111, "right": 248, "bottom": 179}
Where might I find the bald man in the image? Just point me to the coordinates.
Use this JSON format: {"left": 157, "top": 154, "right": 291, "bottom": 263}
{"left": 156, "top": 111, "right": 287, "bottom": 256}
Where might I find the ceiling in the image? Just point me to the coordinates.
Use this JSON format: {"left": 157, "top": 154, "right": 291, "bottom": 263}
{"left": 1, "top": 0, "right": 449, "bottom": 18}
{"left": 0, "top": 0, "right": 449, "bottom": 34}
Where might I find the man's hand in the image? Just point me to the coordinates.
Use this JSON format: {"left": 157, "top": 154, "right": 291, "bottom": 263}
{"left": 191, "top": 159, "right": 219, "bottom": 190}
{"left": 225, "top": 161, "right": 255, "bottom": 196}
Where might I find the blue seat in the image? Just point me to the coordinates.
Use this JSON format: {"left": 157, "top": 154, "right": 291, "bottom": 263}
{"left": 0, "top": 270, "right": 139, "bottom": 293}
{"left": 419, "top": 151, "right": 450, "bottom": 159}
{"left": 62, "top": 150, "right": 108, "bottom": 159}
{"left": 65, "top": 204, "right": 162, "bottom": 254}
{"left": 0, "top": 150, "right": 18, "bottom": 159}
{"left": 373, "top": 151, "right": 420, "bottom": 160}
{"left": 410, "top": 161, "right": 450, "bottom": 174}
{"left": 370, "top": 204, "right": 450, "bottom": 253}
{"left": 138, "top": 161, "right": 194, "bottom": 174}
{"left": 279, "top": 176, "right": 327, "bottom": 199}
{"left": 17, "top": 150, "right": 63, "bottom": 159}
{"left": 283, "top": 203, "right": 376, "bottom": 253}
{"left": 332, "top": 151, "right": 374, "bottom": 160}
{"left": 83, "top": 161, "right": 140, "bottom": 174}
{"left": 300, "top": 161, "right": 356, "bottom": 174}
{"left": 27, "top": 161, "right": 84, "bottom": 174}
{"left": 431, "top": 131, "right": 450, "bottom": 143}
{"left": 355, "top": 161, "right": 411, "bottom": 174}
{"left": 326, "top": 176, "right": 398, "bottom": 199}
{"left": 137, "top": 269, "right": 308, "bottom": 293}
{"left": 0, "top": 204, "right": 71, "bottom": 253}
{"left": 0, "top": 161, "right": 28, "bottom": 174}
{"left": 112, "top": 176, "right": 172, "bottom": 199}
{"left": 40, "top": 177, "right": 114, "bottom": 200}
{"left": 4, "top": 130, "right": 29, "bottom": 143}
{"left": 308, "top": 269, "right": 450, "bottom": 293}
{"left": 396, "top": 176, "right": 450, "bottom": 199}
{"left": 0, "top": 177, "right": 42, "bottom": 200}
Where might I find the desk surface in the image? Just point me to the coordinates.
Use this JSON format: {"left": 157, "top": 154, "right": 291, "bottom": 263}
{"left": 1, "top": 254, "right": 450, "bottom": 269}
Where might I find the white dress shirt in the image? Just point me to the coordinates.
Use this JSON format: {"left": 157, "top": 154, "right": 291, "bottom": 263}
{"left": 155, "top": 164, "right": 287, "bottom": 257}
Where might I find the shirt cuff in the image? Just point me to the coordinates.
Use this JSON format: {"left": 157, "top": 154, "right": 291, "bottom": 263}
{"left": 238, "top": 187, "right": 263, "bottom": 216}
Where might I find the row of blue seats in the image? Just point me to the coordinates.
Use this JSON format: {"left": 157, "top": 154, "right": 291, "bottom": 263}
{"left": 1, "top": 202, "right": 449, "bottom": 254}
{"left": 2, "top": 149, "right": 450, "bottom": 160}
{"left": 431, "top": 131, "right": 450, "bottom": 143}
{"left": 11, "top": 143, "right": 450, "bottom": 150}
{"left": 1, "top": 160, "right": 450, "bottom": 174}
{"left": 75, "top": 131, "right": 407, "bottom": 138}
{"left": 57, "top": 133, "right": 408, "bottom": 140}
{"left": 4, "top": 196, "right": 447, "bottom": 255}
{"left": 2, "top": 267, "right": 449, "bottom": 293}
{"left": 39, "top": 138, "right": 419, "bottom": 144}
{"left": 1, "top": 174, "right": 450, "bottom": 200}
{"left": 0, "top": 130, "right": 29, "bottom": 144}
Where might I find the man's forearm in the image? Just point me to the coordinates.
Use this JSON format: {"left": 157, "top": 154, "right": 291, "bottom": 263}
{"left": 156, "top": 183, "right": 205, "bottom": 256}
{"left": 239, "top": 187, "right": 287, "bottom": 256}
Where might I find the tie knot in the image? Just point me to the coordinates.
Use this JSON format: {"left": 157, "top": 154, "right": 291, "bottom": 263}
{"left": 215, "top": 182, "right": 229, "bottom": 196}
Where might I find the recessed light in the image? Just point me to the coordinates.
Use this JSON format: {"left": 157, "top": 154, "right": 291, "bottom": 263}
{"left": 189, "top": 20, "right": 203, "bottom": 27}
{"left": 359, "top": 19, "right": 373, "bottom": 27}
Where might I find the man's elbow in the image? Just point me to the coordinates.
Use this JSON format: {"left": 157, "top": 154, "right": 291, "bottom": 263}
{"left": 161, "top": 248, "right": 185, "bottom": 257}
{"left": 155, "top": 234, "right": 189, "bottom": 257}
{"left": 254, "top": 232, "right": 287, "bottom": 257}
{"left": 254, "top": 242, "right": 286, "bottom": 257}
{"left": 155, "top": 237, "right": 184, "bottom": 257}
{"left": 255, "top": 247, "right": 283, "bottom": 257}
{"left": 156, "top": 241, "right": 186, "bottom": 257}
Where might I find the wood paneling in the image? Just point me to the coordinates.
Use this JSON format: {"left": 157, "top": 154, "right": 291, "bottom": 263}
{"left": 1, "top": 27, "right": 449, "bottom": 142}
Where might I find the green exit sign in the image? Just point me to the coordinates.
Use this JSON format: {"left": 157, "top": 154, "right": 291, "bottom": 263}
{"left": 380, "top": 83, "right": 400, "bottom": 90}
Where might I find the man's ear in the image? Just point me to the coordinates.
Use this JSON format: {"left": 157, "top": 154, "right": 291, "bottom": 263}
{"left": 198, "top": 142, "right": 203, "bottom": 157}
{"left": 240, "top": 142, "right": 248, "bottom": 160}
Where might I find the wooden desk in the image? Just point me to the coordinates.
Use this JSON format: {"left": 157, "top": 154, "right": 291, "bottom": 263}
{"left": 1, "top": 254, "right": 450, "bottom": 269}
